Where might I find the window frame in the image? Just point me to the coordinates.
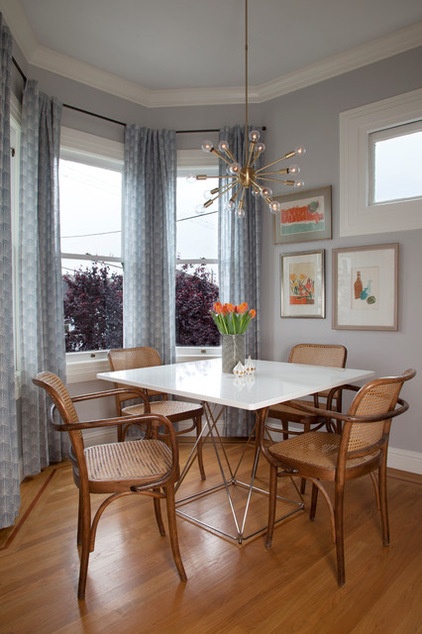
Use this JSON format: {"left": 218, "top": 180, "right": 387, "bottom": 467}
{"left": 60, "top": 129, "right": 124, "bottom": 379}
{"left": 176, "top": 149, "right": 221, "bottom": 356}
{"left": 339, "top": 88, "right": 422, "bottom": 237}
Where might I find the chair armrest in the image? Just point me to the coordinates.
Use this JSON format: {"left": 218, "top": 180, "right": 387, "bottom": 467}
{"left": 71, "top": 387, "right": 151, "bottom": 412}
{"left": 288, "top": 395, "right": 409, "bottom": 425}
{"left": 49, "top": 408, "right": 176, "bottom": 439}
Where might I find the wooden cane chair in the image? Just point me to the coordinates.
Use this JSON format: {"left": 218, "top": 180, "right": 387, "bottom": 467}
{"left": 266, "top": 343, "right": 348, "bottom": 440}
{"left": 33, "top": 371, "right": 187, "bottom": 600}
{"left": 259, "top": 368, "right": 416, "bottom": 587}
{"left": 108, "top": 347, "right": 206, "bottom": 480}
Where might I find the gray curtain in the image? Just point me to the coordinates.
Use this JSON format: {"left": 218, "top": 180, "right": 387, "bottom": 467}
{"left": 218, "top": 125, "right": 262, "bottom": 436}
{"left": 122, "top": 126, "right": 177, "bottom": 363}
{"left": 19, "top": 80, "right": 67, "bottom": 477}
{"left": 0, "top": 13, "right": 20, "bottom": 528}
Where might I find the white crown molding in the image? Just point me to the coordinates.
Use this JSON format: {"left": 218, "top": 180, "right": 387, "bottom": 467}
{"left": 3, "top": 0, "right": 422, "bottom": 108}
{"left": 258, "top": 21, "right": 422, "bottom": 103}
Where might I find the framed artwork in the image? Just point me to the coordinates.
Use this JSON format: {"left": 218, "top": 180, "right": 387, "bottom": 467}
{"left": 273, "top": 186, "right": 332, "bottom": 244}
{"left": 280, "top": 250, "right": 325, "bottom": 318}
{"left": 332, "top": 244, "right": 398, "bottom": 330}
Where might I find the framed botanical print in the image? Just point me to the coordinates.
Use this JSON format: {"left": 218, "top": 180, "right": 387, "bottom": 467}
{"left": 332, "top": 244, "right": 398, "bottom": 330}
{"left": 280, "top": 250, "right": 325, "bottom": 318}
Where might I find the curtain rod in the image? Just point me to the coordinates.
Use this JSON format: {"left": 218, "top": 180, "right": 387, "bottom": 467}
{"left": 11, "top": 57, "right": 265, "bottom": 134}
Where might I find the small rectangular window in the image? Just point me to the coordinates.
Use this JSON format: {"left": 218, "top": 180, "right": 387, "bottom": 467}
{"left": 369, "top": 121, "right": 422, "bottom": 205}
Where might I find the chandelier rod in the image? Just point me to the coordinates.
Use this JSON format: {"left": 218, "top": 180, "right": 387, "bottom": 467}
{"left": 244, "top": 0, "right": 249, "bottom": 166}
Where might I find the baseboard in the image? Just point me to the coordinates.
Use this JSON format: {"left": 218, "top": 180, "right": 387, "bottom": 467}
{"left": 387, "top": 446, "right": 422, "bottom": 475}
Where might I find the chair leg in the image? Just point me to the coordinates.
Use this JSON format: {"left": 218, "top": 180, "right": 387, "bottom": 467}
{"left": 153, "top": 492, "right": 165, "bottom": 536}
{"left": 77, "top": 489, "right": 92, "bottom": 600}
{"left": 195, "top": 416, "right": 206, "bottom": 480}
{"left": 265, "top": 464, "right": 278, "bottom": 548}
{"left": 334, "top": 481, "right": 346, "bottom": 587}
{"left": 379, "top": 460, "right": 390, "bottom": 546}
{"left": 77, "top": 488, "right": 83, "bottom": 545}
{"left": 310, "top": 483, "right": 319, "bottom": 521}
{"left": 164, "top": 485, "right": 187, "bottom": 582}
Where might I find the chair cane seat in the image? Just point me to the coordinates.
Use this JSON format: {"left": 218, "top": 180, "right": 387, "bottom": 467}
{"left": 85, "top": 439, "right": 172, "bottom": 482}
{"left": 122, "top": 400, "right": 202, "bottom": 419}
{"left": 268, "top": 432, "right": 378, "bottom": 473}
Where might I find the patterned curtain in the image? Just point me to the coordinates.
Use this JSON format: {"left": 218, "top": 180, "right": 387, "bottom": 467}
{"left": 0, "top": 13, "right": 20, "bottom": 528}
{"left": 122, "top": 126, "right": 176, "bottom": 363}
{"left": 19, "top": 80, "right": 67, "bottom": 477}
{"left": 218, "top": 125, "right": 262, "bottom": 436}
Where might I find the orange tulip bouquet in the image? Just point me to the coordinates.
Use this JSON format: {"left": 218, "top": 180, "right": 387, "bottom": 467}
{"left": 211, "top": 302, "right": 256, "bottom": 335}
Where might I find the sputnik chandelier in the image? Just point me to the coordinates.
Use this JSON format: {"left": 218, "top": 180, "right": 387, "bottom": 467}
{"left": 195, "top": 0, "right": 305, "bottom": 218}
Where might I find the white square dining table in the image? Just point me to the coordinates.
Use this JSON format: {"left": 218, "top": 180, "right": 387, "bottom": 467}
{"left": 98, "top": 358, "right": 374, "bottom": 543}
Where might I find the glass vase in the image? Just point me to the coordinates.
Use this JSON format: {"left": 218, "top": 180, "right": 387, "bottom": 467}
{"left": 221, "top": 334, "right": 245, "bottom": 373}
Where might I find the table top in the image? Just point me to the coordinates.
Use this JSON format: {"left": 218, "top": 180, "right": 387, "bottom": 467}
{"left": 97, "top": 358, "right": 374, "bottom": 411}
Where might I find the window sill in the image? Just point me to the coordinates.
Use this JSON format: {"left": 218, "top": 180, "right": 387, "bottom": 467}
{"left": 65, "top": 347, "right": 222, "bottom": 384}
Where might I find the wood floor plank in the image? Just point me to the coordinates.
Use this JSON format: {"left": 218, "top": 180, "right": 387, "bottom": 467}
{"left": 0, "top": 443, "right": 421, "bottom": 633}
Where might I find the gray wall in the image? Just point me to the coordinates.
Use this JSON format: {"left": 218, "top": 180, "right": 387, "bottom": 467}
{"left": 20, "top": 45, "right": 422, "bottom": 459}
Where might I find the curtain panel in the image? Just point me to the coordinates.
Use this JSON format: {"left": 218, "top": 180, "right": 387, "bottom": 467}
{"left": 122, "top": 126, "right": 177, "bottom": 364}
{"left": 0, "top": 12, "right": 20, "bottom": 528}
{"left": 19, "top": 80, "right": 67, "bottom": 477}
{"left": 218, "top": 125, "right": 262, "bottom": 436}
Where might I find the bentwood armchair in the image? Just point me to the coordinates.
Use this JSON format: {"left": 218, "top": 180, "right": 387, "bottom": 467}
{"left": 108, "top": 346, "right": 205, "bottom": 479}
{"left": 266, "top": 343, "right": 348, "bottom": 440}
{"left": 33, "top": 371, "right": 187, "bottom": 600}
{"left": 259, "top": 368, "right": 416, "bottom": 587}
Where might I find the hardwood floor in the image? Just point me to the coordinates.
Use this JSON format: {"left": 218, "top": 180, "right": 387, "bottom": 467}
{"left": 1, "top": 442, "right": 421, "bottom": 634}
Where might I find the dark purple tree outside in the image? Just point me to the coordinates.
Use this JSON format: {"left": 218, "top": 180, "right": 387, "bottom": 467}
{"left": 176, "top": 263, "right": 220, "bottom": 346}
{"left": 63, "top": 263, "right": 123, "bottom": 352}
{"left": 63, "top": 262, "right": 219, "bottom": 351}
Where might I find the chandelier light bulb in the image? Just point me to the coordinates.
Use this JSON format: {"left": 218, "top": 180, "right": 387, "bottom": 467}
{"left": 186, "top": 173, "right": 197, "bottom": 183}
{"left": 218, "top": 140, "right": 230, "bottom": 152}
{"left": 288, "top": 164, "right": 300, "bottom": 175}
{"left": 249, "top": 129, "right": 260, "bottom": 143}
{"left": 295, "top": 146, "right": 306, "bottom": 156}
{"left": 293, "top": 180, "right": 304, "bottom": 189}
{"left": 202, "top": 140, "right": 214, "bottom": 153}
{"left": 269, "top": 200, "right": 282, "bottom": 214}
{"left": 260, "top": 186, "right": 273, "bottom": 198}
{"left": 229, "top": 162, "right": 241, "bottom": 175}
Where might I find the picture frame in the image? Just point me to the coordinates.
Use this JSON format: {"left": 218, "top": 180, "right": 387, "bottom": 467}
{"left": 332, "top": 243, "right": 398, "bottom": 330}
{"left": 280, "top": 249, "right": 325, "bottom": 318}
{"left": 273, "top": 186, "right": 332, "bottom": 244}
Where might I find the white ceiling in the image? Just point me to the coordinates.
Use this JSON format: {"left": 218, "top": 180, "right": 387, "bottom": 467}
{"left": 2, "top": 0, "right": 422, "bottom": 107}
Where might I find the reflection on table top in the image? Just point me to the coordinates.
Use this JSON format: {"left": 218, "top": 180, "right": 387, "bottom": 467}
{"left": 97, "top": 358, "right": 375, "bottom": 411}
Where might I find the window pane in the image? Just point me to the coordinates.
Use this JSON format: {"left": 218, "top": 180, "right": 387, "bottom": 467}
{"left": 176, "top": 263, "right": 219, "bottom": 346}
{"left": 62, "top": 258, "right": 123, "bottom": 352}
{"left": 177, "top": 168, "right": 218, "bottom": 260}
{"left": 371, "top": 127, "right": 422, "bottom": 204}
{"left": 60, "top": 159, "right": 122, "bottom": 353}
{"left": 60, "top": 160, "right": 121, "bottom": 257}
